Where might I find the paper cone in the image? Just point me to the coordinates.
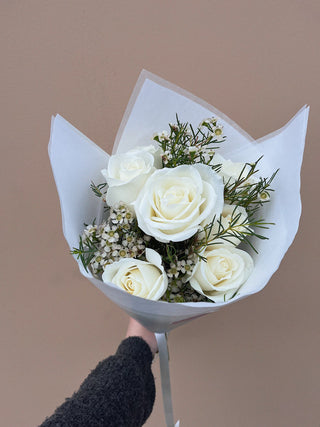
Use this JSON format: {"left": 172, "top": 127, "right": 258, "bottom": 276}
{"left": 49, "top": 71, "right": 309, "bottom": 332}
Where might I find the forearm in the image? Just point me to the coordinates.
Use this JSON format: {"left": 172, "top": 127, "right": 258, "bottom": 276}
{"left": 39, "top": 337, "right": 155, "bottom": 427}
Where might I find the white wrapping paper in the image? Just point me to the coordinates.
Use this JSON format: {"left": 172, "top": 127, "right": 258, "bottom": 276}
{"left": 49, "top": 70, "right": 309, "bottom": 333}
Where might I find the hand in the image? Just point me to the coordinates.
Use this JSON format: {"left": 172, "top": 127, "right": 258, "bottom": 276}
{"left": 126, "top": 317, "right": 158, "bottom": 356}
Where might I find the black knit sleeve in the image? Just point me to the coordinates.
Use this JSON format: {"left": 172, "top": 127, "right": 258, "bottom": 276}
{"left": 39, "top": 337, "right": 156, "bottom": 427}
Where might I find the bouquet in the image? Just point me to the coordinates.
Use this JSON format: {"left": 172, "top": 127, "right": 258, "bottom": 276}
{"left": 49, "top": 70, "right": 308, "bottom": 332}
{"left": 49, "top": 71, "right": 308, "bottom": 426}
{"left": 71, "top": 115, "right": 278, "bottom": 304}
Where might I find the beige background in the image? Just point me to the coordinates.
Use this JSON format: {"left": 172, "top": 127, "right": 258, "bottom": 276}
{"left": 1, "top": 1, "right": 319, "bottom": 426}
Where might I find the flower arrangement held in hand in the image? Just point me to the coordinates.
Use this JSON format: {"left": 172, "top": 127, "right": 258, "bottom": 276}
{"left": 72, "top": 116, "right": 277, "bottom": 303}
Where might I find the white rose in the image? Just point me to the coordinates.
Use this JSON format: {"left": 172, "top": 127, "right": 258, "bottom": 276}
{"left": 213, "top": 153, "right": 259, "bottom": 186}
{"left": 133, "top": 144, "right": 163, "bottom": 169}
{"left": 101, "top": 146, "right": 160, "bottom": 206}
{"left": 102, "top": 248, "right": 168, "bottom": 301}
{"left": 134, "top": 164, "right": 224, "bottom": 243}
{"left": 205, "top": 204, "right": 249, "bottom": 247}
{"left": 189, "top": 245, "right": 254, "bottom": 302}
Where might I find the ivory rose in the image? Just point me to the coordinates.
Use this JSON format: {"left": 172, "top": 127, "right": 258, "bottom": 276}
{"left": 190, "top": 245, "right": 254, "bottom": 302}
{"left": 101, "top": 248, "right": 167, "bottom": 301}
{"left": 133, "top": 144, "right": 163, "bottom": 168}
{"left": 205, "top": 204, "right": 249, "bottom": 247}
{"left": 134, "top": 164, "right": 224, "bottom": 243}
{"left": 213, "top": 153, "right": 259, "bottom": 186}
{"left": 101, "top": 145, "right": 160, "bottom": 205}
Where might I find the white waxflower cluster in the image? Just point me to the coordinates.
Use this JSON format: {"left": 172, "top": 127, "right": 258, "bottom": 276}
{"left": 165, "top": 277, "right": 209, "bottom": 303}
{"left": 156, "top": 130, "right": 170, "bottom": 142}
{"left": 199, "top": 117, "right": 225, "bottom": 142}
{"left": 185, "top": 144, "right": 215, "bottom": 162}
{"left": 81, "top": 203, "right": 148, "bottom": 276}
{"left": 167, "top": 258, "right": 194, "bottom": 279}
{"left": 162, "top": 150, "right": 173, "bottom": 165}
{"left": 163, "top": 252, "right": 207, "bottom": 302}
{"left": 155, "top": 117, "right": 225, "bottom": 168}
{"left": 109, "top": 203, "right": 135, "bottom": 225}
{"left": 82, "top": 223, "right": 98, "bottom": 240}
{"left": 258, "top": 191, "right": 270, "bottom": 201}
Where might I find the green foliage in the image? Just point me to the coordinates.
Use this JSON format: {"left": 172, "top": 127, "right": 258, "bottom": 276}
{"left": 71, "top": 115, "right": 279, "bottom": 304}
{"left": 193, "top": 211, "right": 273, "bottom": 255}
{"left": 90, "top": 181, "right": 108, "bottom": 198}
{"left": 223, "top": 158, "right": 278, "bottom": 218}
{"left": 71, "top": 234, "right": 100, "bottom": 273}
{"left": 153, "top": 115, "right": 224, "bottom": 171}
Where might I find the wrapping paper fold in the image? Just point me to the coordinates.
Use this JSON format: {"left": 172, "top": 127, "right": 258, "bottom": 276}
{"left": 49, "top": 70, "right": 309, "bottom": 333}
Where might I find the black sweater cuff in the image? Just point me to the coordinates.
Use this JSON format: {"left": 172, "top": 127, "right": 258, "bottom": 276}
{"left": 39, "top": 336, "right": 155, "bottom": 427}
{"left": 116, "top": 336, "right": 154, "bottom": 367}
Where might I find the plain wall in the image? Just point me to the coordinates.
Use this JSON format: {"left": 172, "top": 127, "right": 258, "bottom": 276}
{"left": 1, "top": 1, "right": 319, "bottom": 426}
